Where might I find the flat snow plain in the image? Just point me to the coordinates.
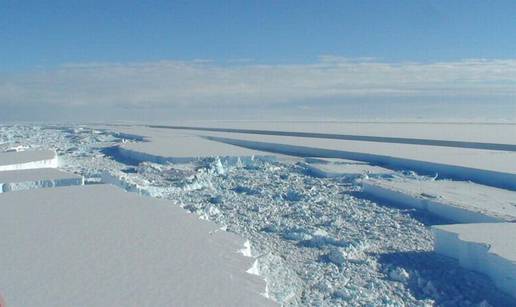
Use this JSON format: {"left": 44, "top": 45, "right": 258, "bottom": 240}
{"left": 362, "top": 177, "right": 516, "bottom": 223}
{"left": 298, "top": 157, "right": 394, "bottom": 178}
{"left": 1, "top": 123, "right": 515, "bottom": 306}
{"left": 151, "top": 121, "right": 516, "bottom": 145}
{"left": 0, "top": 184, "right": 274, "bottom": 307}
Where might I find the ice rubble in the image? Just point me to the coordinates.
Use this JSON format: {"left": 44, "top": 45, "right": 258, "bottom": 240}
{"left": 362, "top": 177, "right": 516, "bottom": 223}
{"left": 118, "top": 143, "right": 275, "bottom": 165}
{"left": 432, "top": 223, "right": 516, "bottom": 299}
{"left": 97, "top": 158, "right": 514, "bottom": 306}
{"left": 0, "top": 168, "right": 83, "bottom": 193}
{"left": 0, "top": 150, "right": 58, "bottom": 171}
{"left": 198, "top": 133, "right": 516, "bottom": 191}
{"left": 0, "top": 184, "right": 275, "bottom": 307}
{"left": 1, "top": 124, "right": 515, "bottom": 306}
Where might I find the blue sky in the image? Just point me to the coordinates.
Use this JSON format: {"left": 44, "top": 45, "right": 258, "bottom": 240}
{"left": 1, "top": 1, "right": 515, "bottom": 121}
{"left": 2, "top": 0, "right": 516, "bottom": 70}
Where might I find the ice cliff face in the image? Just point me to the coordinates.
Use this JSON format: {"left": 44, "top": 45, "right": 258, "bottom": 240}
{"left": 0, "top": 168, "right": 84, "bottom": 193}
{"left": 0, "top": 177, "right": 83, "bottom": 193}
{"left": 433, "top": 223, "right": 516, "bottom": 299}
{"left": 0, "top": 150, "right": 58, "bottom": 171}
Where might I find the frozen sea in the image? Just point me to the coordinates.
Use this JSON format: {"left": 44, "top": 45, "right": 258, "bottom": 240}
{"left": 0, "top": 124, "right": 514, "bottom": 306}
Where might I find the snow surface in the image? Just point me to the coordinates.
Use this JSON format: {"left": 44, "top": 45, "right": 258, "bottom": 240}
{"left": 1, "top": 124, "right": 515, "bottom": 306}
{"left": 109, "top": 126, "right": 276, "bottom": 164}
{"left": 362, "top": 177, "right": 516, "bottom": 223}
{"left": 0, "top": 150, "right": 58, "bottom": 171}
{"left": 0, "top": 168, "right": 83, "bottom": 193}
{"left": 298, "top": 157, "right": 394, "bottom": 178}
{"left": 147, "top": 121, "right": 516, "bottom": 146}
{"left": 149, "top": 123, "right": 516, "bottom": 152}
{"left": 432, "top": 223, "right": 516, "bottom": 299}
{"left": 0, "top": 184, "right": 275, "bottom": 307}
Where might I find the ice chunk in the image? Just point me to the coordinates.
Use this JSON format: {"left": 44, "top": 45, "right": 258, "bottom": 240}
{"left": 388, "top": 267, "right": 410, "bottom": 282}
{"left": 0, "top": 168, "right": 83, "bottom": 193}
{"left": 432, "top": 223, "right": 516, "bottom": 299}
{"left": 327, "top": 248, "right": 347, "bottom": 265}
{"left": 0, "top": 150, "right": 58, "bottom": 171}
{"left": 240, "top": 240, "right": 253, "bottom": 257}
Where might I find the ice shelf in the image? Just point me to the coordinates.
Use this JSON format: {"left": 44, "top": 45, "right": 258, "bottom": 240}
{"left": 361, "top": 178, "right": 516, "bottom": 223}
{"left": 146, "top": 121, "right": 516, "bottom": 147}
{"left": 432, "top": 223, "right": 516, "bottom": 299}
{"left": 0, "top": 150, "right": 58, "bottom": 171}
{"left": 0, "top": 123, "right": 514, "bottom": 306}
{"left": 110, "top": 126, "right": 276, "bottom": 164}
{"left": 0, "top": 184, "right": 275, "bottom": 307}
{"left": 0, "top": 168, "right": 83, "bottom": 193}
{"left": 299, "top": 157, "right": 394, "bottom": 178}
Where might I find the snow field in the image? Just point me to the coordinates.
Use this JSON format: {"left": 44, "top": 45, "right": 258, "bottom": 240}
{"left": 148, "top": 123, "right": 516, "bottom": 151}
{"left": 0, "top": 184, "right": 275, "bottom": 307}
{"left": 147, "top": 121, "right": 516, "bottom": 146}
{"left": 361, "top": 178, "right": 516, "bottom": 223}
{"left": 297, "top": 157, "right": 394, "bottom": 178}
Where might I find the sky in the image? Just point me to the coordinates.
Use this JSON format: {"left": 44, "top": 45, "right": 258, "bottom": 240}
{"left": 1, "top": 0, "right": 515, "bottom": 122}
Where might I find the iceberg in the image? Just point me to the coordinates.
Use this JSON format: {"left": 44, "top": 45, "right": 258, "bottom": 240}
{"left": 0, "top": 168, "right": 83, "bottom": 193}
{"left": 0, "top": 150, "right": 58, "bottom": 171}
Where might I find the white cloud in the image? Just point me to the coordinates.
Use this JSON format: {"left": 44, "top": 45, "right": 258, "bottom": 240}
{"left": 1, "top": 57, "right": 515, "bottom": 110}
